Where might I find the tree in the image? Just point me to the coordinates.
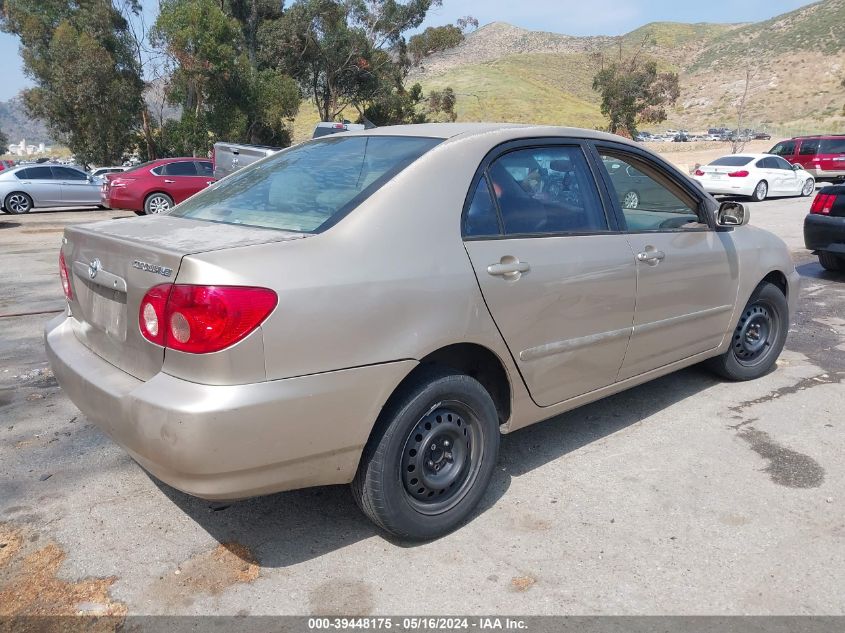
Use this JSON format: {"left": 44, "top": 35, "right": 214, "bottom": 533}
{"left": 0, "top": 0, "right": 145, "bottom": 166}
{"left": 456, "top": 15, "right": 479, "bottom": 32}
{"left": 408, "top": 24, "right": 464, "bottom": 65}
{"left": 0, "top": 128, "right": 8, "bottom": 155}
{"left": 730, "top": 68, "right": 756, "bottom": 155}
{"left": 592, "top": 37, "right": 680, "bottom": 138}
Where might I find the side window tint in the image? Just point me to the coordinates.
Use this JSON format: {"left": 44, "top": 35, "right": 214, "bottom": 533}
{"left": 598, "top": 152, "right": 705, "bottom": 232}
{"left": 799, "top": 140, "right": 819, "bottom": 156}
{"left": 15, "top": 168, "right": 29, "bottom": 179}
{"left": 488, "top": 146, "right": 607, "bottom": 235}
{"left": 774, "top": 157, "right": 793, "bottom": 170}
{"left": 196, "top": 161, "right": 213, "bottom": 177}
{"left": 27, "top": 166, "right": 54, "bottom": 179}
{"left": 163, "top": 161, "right": 197, "bottom": 176}
{"left": 463, "top": 177, "right": 500, "bottom": 237}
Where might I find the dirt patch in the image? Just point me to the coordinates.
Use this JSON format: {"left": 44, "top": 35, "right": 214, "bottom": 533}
{"left": 510, "top": 575, "right": 536, "bottom": 592}
{"left": 0, "top": 523, "right": 24, "bottom": 568}
{"left": 150, "top": 542, "right": 260, "bottom": 607}
{"left": 0, "top": 524, "right": 126, "bottom": 622}
{"left": 738, "top": 427, "right": 825, "bottom": 489}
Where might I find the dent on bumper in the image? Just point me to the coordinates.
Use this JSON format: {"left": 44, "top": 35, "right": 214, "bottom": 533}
{"left": 45, "top": 314, "right": 417, "bottom": 500}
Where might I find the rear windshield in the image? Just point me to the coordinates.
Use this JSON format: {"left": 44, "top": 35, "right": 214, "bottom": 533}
{"left": 710, "top": 156, "right": 754, "bottom": 167}
{"left": 820, "top": 139, "right": 845, "bottom": 154}
{"left": 169, "top": 135, "right": 441, "bottom": 232}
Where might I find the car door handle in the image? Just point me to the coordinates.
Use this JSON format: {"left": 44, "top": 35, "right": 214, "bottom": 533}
{"left": 163, "top": 179, "right": 176, "bottom": 184}
{"left": 206, "top": 181, "right": 214, "bottom": 185}
{"left": 636, "top": 249, "right": 666, "bottom": 264}
{"left": 487, "top": 258, "right": 530, "bottom": 278}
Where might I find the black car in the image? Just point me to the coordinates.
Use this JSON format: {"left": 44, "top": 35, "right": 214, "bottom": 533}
{"left": 805, "top": 185, "right": 845, "bottom": 271}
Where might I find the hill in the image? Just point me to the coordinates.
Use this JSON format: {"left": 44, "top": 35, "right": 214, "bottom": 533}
{"left": 409, "top": 0, "right": 845, "bottom": 135}
{"left": 0, "top": 96, "right": 54, "bottom": 145}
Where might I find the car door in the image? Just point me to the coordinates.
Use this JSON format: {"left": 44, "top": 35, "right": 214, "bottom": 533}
{"left": 462, "top": 141, "right": 637, "bottom": 407}
{"left": 18, "top": 166, "right": 62, "bottom": 206}
{"left": 593, "top": 143, "right": 739, "bottom": 381}
{"left": 159, "top": 160, "right": 202, "bottom": 204}
{"left": 53, "top": 166, "right": 100, "bottom": 205}
{"left": 772, "top": 156, "right": 802, "bottom": 194}
{"left": 756, "top": 157, "right": 784, "bottom": 194}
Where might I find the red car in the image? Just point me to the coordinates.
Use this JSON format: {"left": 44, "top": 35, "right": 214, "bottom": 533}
{"left": 0, "top": 160, "right": 15, "bottom": 172}
{"left": 768, "top": 135, "right": 845, "bottom": 183}
{"left": 102, "top": 157, "right": 214, "bottom": 215}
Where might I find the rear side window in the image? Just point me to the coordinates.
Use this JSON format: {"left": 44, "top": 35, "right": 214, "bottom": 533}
{"left": 820, "top": 138, "right": 845, "bottom": 154}
{"left": 21, "top": 166, "right": 54, "bottom": 179}
{"left": 486, "top": 146, "right": 607, "bottom": 235}
{"left": 711, "top": 156, "right": 753, "bottom": 167}
{"left": 799, "top": 140, "right": 820, "bottom": 156}
{"left": 769, "top": 141, "right": 796, "bottom": 156}
{"left": 169, "top": 136, "right": 441, "bottom": 232}
{"left": 464, "top": 178, "right": 500, "bottom": 237}
{"left": 163, "top": 161, "right": 198, "bottom": 176}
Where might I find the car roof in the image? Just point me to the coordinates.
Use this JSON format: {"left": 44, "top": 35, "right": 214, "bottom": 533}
{"left": 342, "top": 122, "right": 638, "bottom": 147}
{"left": 714, "top": 153, "right": 779, "bottom": 160}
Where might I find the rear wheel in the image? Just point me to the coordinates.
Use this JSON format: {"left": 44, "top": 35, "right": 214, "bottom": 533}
{"left": 801, "top": 178, "right": 815, "bottom": 197}
{"left": 818, "top": 251, "right": 845, "bottom": 271}
{"left": 352, "top": 367, "right": 500, "bottom": 540}
{"left": 706, "top": 281, "right": 787, "bottom": 381}
{"left": 4, "top": 192, "right": 33, "bottom": 214}
{"left": 750, "top": 180, "right": 768, "bottom": 202}
{"left": 144, "top": 192, "right": 173, "bottom": 215}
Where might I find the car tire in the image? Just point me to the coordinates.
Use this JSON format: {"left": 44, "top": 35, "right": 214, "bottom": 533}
{"left": 706, "top": 281, "right": 788, "bottom": 381}
{"left": 144, "top": 193, "right": 173, "bottom": 215}
{"left": 622, "top": 190, "right": 639, "bottom": 209}
{"left": 818, "top": 251, "right": 845, "bottom": 272}
{"left": 134, "top": 210, "right": 145, "bottom": 216}
{"left": 352, "top": 366, "right": 500, "bottom": 540}
{"left": 4, "top": 192, "right": 33, "bottom": 214}
{"left": 750, "top": 181, "right": 768, "bottom": 202}
{"left": 801, "top": 179, "right": 815, "bottom": 197}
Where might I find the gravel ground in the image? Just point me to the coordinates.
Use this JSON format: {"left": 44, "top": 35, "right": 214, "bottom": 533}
{"left": 0, "top": 193, "right": 843, "bottom": 617}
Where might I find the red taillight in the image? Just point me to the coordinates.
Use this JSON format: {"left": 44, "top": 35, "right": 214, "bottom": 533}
{"left": 728, "top": 170, "right": 749, "bottom": 178}
{"left": 810, "top": 193, "right": 835, "bottom": 215}
{"left": 138, "top": 284, "right": 277, "bottom": 354}
{"left": 59, "top": 251, "right": 72, "bottom": 301}
{"left": 694, "top": 169, "right": 705, "bottom": 176}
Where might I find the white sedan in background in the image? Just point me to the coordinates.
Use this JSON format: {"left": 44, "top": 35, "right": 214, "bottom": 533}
{"left": 693, "top": 153, "right": 815, "bottom": 201}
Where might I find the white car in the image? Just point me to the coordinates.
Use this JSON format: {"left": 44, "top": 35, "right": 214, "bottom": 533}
{"left": 90, "top": 166, "right": 127, "bottom": 179}
{"left": 693, "top": 154, "right": 816, "bottom": 201}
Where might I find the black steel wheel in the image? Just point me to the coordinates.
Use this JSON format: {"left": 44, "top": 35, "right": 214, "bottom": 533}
{"left": 352, "top": 367, "right": 499, "bottom": 540}
{"left": 706, "top": 281, "right": 788, "bottom": 381}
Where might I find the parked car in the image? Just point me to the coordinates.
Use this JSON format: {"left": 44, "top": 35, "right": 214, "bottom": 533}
{"left": 693, "top": 154, "right": 815, "bottom": 201}
{"left": 0, "top": 159, "right": 15, "bottom": 172}
{"left": 0, "top": 164, "right": 102, "bottom": 214}
{"left": 804, "top": 185, "right": 845, "bottom": 271}
{"left": 312, "top": 121, "right": 368, "bottom": 138}
{"left": 90, "top": 166, "right": 127, "bottom": 179}
{"left": 768, "top": 135, "right": 845, "bottom": 183}
{"left": 673, "top": 133, "right": 689, "bottom": 143}
{"left": 101, "top": 157, "right": 214, "bottom": 215}
{"left": 46, "top": 123, "right": 797, "bottom": 539}
{"left": 753, "top": 132, "right": 772, "bottom": 140}
{"left": 212, "top": 142, "right": 279, "bottom": 180}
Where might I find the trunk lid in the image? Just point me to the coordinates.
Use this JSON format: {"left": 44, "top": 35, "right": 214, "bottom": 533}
{"left": 63, "top": 215, "right": 305, "bottom": 380}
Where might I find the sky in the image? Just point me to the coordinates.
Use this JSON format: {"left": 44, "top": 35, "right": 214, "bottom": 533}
{"left": 0, "top": 0, "right": 818, "bottom": 101}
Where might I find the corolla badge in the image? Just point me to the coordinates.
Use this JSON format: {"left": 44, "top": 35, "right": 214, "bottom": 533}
{"left": 88, "top": 258, "right": 101, "bottom": 279}
{"left": 132, "top": 260, "right": 173, "bottom": 277}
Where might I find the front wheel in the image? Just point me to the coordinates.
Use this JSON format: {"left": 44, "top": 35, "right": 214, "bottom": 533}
{"left": 801, "top": 179, "right": 815, "bottom": 197}
{"left": 352, "top": 367, "right": 500, "bottom": 540}
{"left": 144, "top": 192, "right": 173, "bottom": 215}
{"left": 4, "top": 192, "right": 33, "bottom": 214}
{"left": 818, "top": 251, "right": 845, "bottom": 272}
{"left": 706, "top": 281, "right": 788, "bottom": 381}
{"left": 750, "top": 180, "right": 768, "bottom": 202}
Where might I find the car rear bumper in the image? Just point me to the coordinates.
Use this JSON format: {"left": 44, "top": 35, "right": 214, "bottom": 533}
{"left": 804, "top": 213, "right": 845, "bottom": 254}
{"left": 104, "top": 188, "right": 141, "bottom": 212}
{"left": 804, "top": 167, "right": 845, "bottom": 180}
{"left": 45, "top": 314, "right": 416, "bottom": 500}
{"left": 694, "top": 179, "right": 754, "bottom": 197}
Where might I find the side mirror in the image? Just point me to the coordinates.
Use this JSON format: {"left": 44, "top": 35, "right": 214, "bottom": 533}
{"left": 792, "top": 163, "right": 802, "bottom": 171}
{"left": 717, "top": 201, "right": 750, "bottom": 227}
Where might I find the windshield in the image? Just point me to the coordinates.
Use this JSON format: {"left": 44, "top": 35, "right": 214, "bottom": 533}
{"left": 169, "top": 135, "right": 441, "bottom": 232}
{"left": 710, "top": 156, "right": 753, "bottom": 167}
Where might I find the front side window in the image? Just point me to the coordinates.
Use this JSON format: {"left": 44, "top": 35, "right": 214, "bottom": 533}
{"left": 799, "top": 139, "right": 820, "bottom": 156}
{"left": 52, "top": 167, "right": 87, "bottom": 180}
{"left": 170, "top": 136, "right": 441, "bottom": 232}
{"left": 769, "top": 141, "right": 795, "bottom": 156}
{"left": 598, "top": 152, "right": 705, "bottom": 232}
{"left": 485, "top": 146, "right": 607, "bottom": 235}
{"left": 773, "top": 157, "right": 794, "bottom": 170}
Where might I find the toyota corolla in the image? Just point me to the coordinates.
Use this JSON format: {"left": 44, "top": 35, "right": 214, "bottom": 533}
{"left": 46, "top": 124, "right": 798, "bottom": 539}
